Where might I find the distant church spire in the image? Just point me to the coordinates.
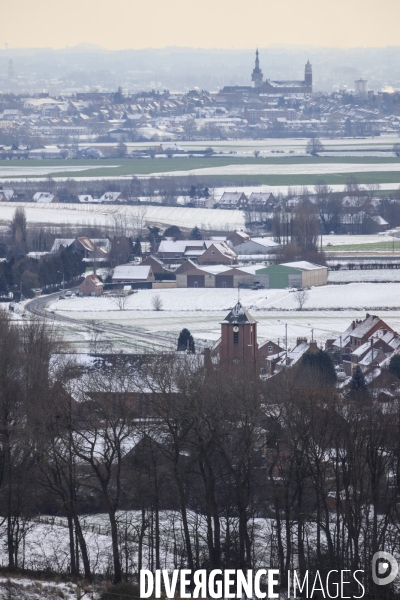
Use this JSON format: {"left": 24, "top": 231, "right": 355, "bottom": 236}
{"left": 8, "top": 59, "right": 14, "bottom": 80}
{"left": 251, "top": 48, "right": 263, "bottom": 87}
{"left": 305, "top": 59, "right": 312, "bottom": 89}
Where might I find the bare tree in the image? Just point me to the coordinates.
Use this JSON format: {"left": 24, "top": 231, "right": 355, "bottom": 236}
{"left": 151, "top": 294, "right": 163, "bottom": 311}
{"left": 72, "top": 366, "right": 137, "bottom": 584}
{"left": 88, "top": 320, "right": 113, "bottom": 354}
{"left": 112, "top": 292, "right": 129, "bottom": 311}
{"left": 295, "top": 289, "right": 309, "bottom": 310}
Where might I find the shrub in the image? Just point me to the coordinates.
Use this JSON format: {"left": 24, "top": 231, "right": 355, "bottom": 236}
{"left": 100, "top": 582, "right": 141, "bottom": 600}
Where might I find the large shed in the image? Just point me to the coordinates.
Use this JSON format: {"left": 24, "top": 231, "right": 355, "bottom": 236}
{"left": 255, "top": 261, "right": 327, "bottom": 289}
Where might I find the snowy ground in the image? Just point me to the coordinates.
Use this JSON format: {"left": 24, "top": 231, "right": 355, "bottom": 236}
{"left": 0, "top": 202, "right": 245, "bottom": 230}
{"left": 152, "top": 161, "right": 400, "bottom": 178}
{"left": 80, "top": 134, "right": 400, "bottom": 153}
{"left": 48, "top": 284, "right": 400, "bottom": 349}
{"left": 0, "top": 577, "right": 82, "bottom": 600}
{"left": 0, "top": 165, "right": 117, "bottom": 177}
{"left": 329, "top": 269, "right": 400, "bottom": 283}
{"left": 2, "top": 201, "right": 400, "bottom": 237}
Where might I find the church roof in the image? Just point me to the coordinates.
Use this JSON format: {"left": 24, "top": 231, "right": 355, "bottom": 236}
{"left": 221, "top": 302, "right": 257, "bottom": 325}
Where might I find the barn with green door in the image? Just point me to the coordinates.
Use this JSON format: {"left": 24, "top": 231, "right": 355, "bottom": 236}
{"left": 255, "top": 261, "right": 328, "bottom": 289}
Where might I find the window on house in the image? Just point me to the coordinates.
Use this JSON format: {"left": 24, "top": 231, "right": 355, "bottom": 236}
{"left": 234, "top": 331, "right": 239, "bottom": 344}
{"left": 211, "top": 251, "right": 215, "bottom": 255}
{"left": 268, "top": 346, "right": 273, "bottom": 352}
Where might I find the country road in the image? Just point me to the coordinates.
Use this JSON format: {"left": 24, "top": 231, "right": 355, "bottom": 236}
{"left": 25, "top": 292, "right": 181, "bottom": 352}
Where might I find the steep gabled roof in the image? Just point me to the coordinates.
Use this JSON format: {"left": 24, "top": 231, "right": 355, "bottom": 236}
{"left": 221, "top": 302, "right": 257, "bottom": 325}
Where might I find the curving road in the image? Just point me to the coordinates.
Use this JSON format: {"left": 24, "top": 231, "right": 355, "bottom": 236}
{"left": 25, "top": 292, "right": 182, "bottom": 351}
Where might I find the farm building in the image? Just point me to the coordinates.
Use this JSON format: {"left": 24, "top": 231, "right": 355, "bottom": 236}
{"left": 232, "top": 237, "right": 281, "bottom": 256}
{"left": 255, "top": 261, "right": 328, "bottom": 289}
{"left": 175, "top": 261, "right": 264, "bottom": 288}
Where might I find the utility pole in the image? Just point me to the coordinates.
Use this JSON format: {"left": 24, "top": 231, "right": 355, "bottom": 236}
{"left": 285, "top": 323, "right": 288, "bottom": 364}
{"left": 58, "top": 271, "right": 65, "bottom": 293}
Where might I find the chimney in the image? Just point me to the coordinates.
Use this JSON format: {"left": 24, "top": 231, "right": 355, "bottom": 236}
{"left": 309, "top": 340, "right": 318, "bottom": 353}
{"left": 352, "top": 321, "right": 356, "bottom": 330}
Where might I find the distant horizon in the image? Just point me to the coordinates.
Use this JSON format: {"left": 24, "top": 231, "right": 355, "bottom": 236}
{"left": 1, "top": 43, "right": 400, "bottom": 52}
{"left": 2, "top": 0, "right": 400, "bottom": 51}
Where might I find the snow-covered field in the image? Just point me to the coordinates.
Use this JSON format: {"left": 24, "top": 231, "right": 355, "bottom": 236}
{"left": 329, "top": 269, "right": 400, "bottom": 283}
{"left": 49, "top": 284, "right": 400, "bottom": 348}
{"left": 0, "top": 165, "right": 117, "bottom": 177}
{"left": 80, "top": 134, "right": 400, "bottom": 153}
{"left": 50, "top": 284, "right": 400, "bottom": 314}
{"left": 0, "top": 202, "right": 245, "bottom": 230}
{"left": 153, "top": 162, "right": 400, "bottom": 178}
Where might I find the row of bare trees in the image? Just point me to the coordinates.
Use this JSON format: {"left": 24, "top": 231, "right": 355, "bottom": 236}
{"left": 1, "top": 316, "right": 400, "bottom": 596}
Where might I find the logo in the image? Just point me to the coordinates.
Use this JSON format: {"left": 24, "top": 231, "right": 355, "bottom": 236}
{"left": 372, "top": 551, "right": 398, "bottom": 586}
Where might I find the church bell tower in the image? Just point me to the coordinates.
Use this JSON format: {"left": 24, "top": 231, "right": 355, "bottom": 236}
{"left": 251, "top": 48, "right": 263, "bottom": 87}
{"left": 220, "top": 302, "right": 258, "bottom": 366}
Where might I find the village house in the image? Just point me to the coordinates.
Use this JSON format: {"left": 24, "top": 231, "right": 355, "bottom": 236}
{"left": 226, "top": 230, "right": 250, "bottom": 247}
{"left": 327, "top": 313, "right": 398, "bottom": 376}
{"left": 0, "top": 189, "right": 16, "bottom": 201}
{"left": 247, "top": 192, "right": 276, "bottom": 209}
{"left": 217, "top": 192, "right": 248, "bottom": 209}
{"left": 197, "top": 242, "right": 237, "bottom": 266}
{"left": 140, "top": 255, "right": 172, "bottom": 276}
{"left": 99, "top": 191, "right": 126, "bottom": 203}
{"left": 32, "top": 192, "right": 59, "bottom": 203}
{"left": 79, "top": 273, "right": 104, "bottom": 296}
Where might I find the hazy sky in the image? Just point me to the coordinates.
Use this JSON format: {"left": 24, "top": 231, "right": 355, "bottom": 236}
{"left": 2, "top": 0, "right": 400, "bottom": 50}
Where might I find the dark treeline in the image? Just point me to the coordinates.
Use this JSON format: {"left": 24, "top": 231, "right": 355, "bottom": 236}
{"left": 1, "top": 311, "right": 400, "bottom": 598}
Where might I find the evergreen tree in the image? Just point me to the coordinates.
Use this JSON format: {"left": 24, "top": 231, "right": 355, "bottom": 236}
{"left": 348, "top": 365, "right": 368, "bottom": 399}
{"left": 189, "top": 185, "right": 197, "bottom": 199}
{"left": 164, "top": 225, "right": 183, "bottom": 240}
{"left": 0, "top": 274, "right": 8, "bottom": 295}
{"left": 300, "top": 349, "right": 337, "bottom": 384}
{"left": 133, "top": 238, "right": 142, "bottom": 257}
{"left": 177, "top": 328, "right": 195, "bottom": 353}
{"left": 189, "top": 226, "right": 202, "bottom": 240}
{"left": 389, "top": 354, "right": 400, "bottom": 379}
{"left": 147, "top": 226, "right": 162, "bottom": 253}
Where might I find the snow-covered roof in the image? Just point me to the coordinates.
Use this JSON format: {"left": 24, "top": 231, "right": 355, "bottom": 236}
{"left": 371, "top": 215, "right": 389, "bottom": 226}
{"left": 99, "top": 192, "right": 123, "bottom": 202}
{"left": 112, "top": 265, "right": 151, "bottom": 281}
{"left": 83, "top": 274, "right": 103, "bottom": 287}
{"left": 33, "top": 192, "right": 56, "bottom": 203}
{"left": 221, "top": 302, "right": 257, "bottom": 325}
{"left": 198, "top": 265, "right": 232, "bottom": 275}
{"left": 207, "top": 242, "right": 237, "bottom": 259}
{"left": 0, "top": 189, "right": 15, "bottom": 200}
{"left": 351, "top": 315, "right": 383, "bottom": 339}
{"left": 77, "top": 195, "right": 99, "bottom": 203}
{"left": 157, "top": 240, "right": 205, "bottom": 254}
{"left": 281, "top": 261, "right": 328, "bottom": 271}
{"left": 51, "top": 239, "right": 74, "bottom": 253}
{"left": 249, "top": 237, "right": 280, "bottom": 248}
